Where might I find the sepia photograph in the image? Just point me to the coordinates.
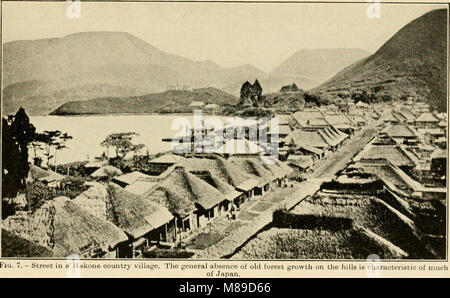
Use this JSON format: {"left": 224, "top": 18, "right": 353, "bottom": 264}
{"left": 1, "top": 1, "right": 448, "bottom": 263}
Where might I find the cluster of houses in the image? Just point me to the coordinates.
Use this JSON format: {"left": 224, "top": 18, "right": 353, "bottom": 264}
{"left": 3, "top": 134, "right": 294, "bottom": 258}
{"left": 348, "top": 101, "right": 447, "bottom": 200}
{"left": 278, "top": 104, "right": 377, "bottom": 179}
{"left": 2, "top": 98, "right": 446, "bottom": 259}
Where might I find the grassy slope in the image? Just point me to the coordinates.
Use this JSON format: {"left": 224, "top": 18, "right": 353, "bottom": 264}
{"left": 50, "top": 87, "right": 239, "bottom": 115}
{"left": 316, "top": 9, "right": 447, "bottom": 111}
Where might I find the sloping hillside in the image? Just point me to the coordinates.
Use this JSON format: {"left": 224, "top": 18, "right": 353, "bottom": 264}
{"left": 2, "top": 31, "right": 264, "bottom": 115}
{"left": 268, "top": 48, "right": 370, "bottom": 90}
{"left": 317, "top": 9, "right": 448, "bottom": 111}
{"left": 50, "top": 87, "right": 238, "bottom": 115}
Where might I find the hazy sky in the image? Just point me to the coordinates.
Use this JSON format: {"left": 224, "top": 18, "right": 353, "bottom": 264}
{"left": 2, "top": 2, "right": 447, "bottom": 72}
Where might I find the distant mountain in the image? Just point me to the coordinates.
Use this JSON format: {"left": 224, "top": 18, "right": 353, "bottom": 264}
{"left": 265, "top": 48, "right": 370, "bottom": 91}
{"left": 316, "top": 9, "right": 448, "bottom": 111}
{"left": 50, "top": 87, "right": 238, "bottom": 115}
{"left": 2, "top": 31, "right": 265, "bottom": 115}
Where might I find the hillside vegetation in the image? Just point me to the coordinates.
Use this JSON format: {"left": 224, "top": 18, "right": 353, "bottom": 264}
{"left": 50, "top": 87, "right": 238, "bottom": 115}
{"left": 316, "top": 9, "right": 447, "bottom": 111}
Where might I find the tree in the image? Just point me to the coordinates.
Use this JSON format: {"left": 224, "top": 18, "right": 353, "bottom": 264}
{"left": 101, "top": 132, "right": 139, "bottom": 160}
{"left": 11, "top": 108, "right": 35, "bottom": 187}
{"left": 2, "top": 108, "right": 36, "bottom": 215}
{"left": 39, "top": 130, "right": 72, "bottom": 169}
{"left": 240, "top": 81, "right": 253, "bottom": 101}
{"left": 291, "top": 83, "right": 299, "bottom": 92}
{"left": 252, "top": 79, "right": 263, "bottom": 106}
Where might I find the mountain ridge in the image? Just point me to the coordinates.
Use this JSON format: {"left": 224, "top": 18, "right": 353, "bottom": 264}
{"left": 316, "top": 8, "right": 448, "bottom": 111}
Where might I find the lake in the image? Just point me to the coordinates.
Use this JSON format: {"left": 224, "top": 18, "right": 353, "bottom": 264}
{"left": 30, "top": 114, "right": 227, "bottom": 165}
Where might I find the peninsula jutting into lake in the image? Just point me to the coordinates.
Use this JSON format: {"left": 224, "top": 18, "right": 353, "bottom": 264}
{"left": 1, "top": 3, "right": 447, "bottom": 260}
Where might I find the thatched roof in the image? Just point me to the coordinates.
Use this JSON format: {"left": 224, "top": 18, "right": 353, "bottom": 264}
{"left": 236, "top": 179, "right": 260, "bottom": 192}
{"left": 415, "top": 112, "right": 439, "bottom": 123}
{"left": 286, "top": 130, "right": 329, "bottom": 149}
{"left": 150, "top": 153, "right": 186, "bottom": 164}
{"left": 287, "top": 155, "right": 314, "bottom": 169}
{"left": 85, "top": 159, "right": 108, "bottom": 169}
{"left": 91, "top": 165, "right": 123, "bottom": 179}
{"left": 113, "top": 171, "right": 152, "bottom": 186}
{"left": 2, "top": 197, "right": 128, "bottom": 257}
{"left": 28, "top": 165, "right": 64, "bottom": 183}
{"left": 293, "top": 111, "right": 324, "bottom": 127}
{"left": 431, "top": 148, "right": 446, "bottom": 159}
{"left": 352, "top": 161, "right": 422, "bottom": 194}
{"left": 147, "top": 167, "right": 228, "bottom": 215}
{"left": 293, "top": 195, "right": 435, "bottom": 258}
{"left": 354, "top": 145, "right": 417, "bottom": 167}
{"left": 259, "top": 156, "right": 293, "bottom": 178}
{"left": 190, "top": 170, "right": 242, "bottom": 201}
{"left": 178, "top": 155, "right": 256, "bottom": 189}
{"left": 125, "top": 180, "right": 159, "bottom": 196}
{"left": 107, "top": 185, "right": 173, "bottom": 239}
{"left": 72, "top": 182, "right": 109, "bottom": 221}
{"left": 229, "top": 157, "right": 274, "bottom": 184}
{"left": 2, "top": 229, "right": 54, "bottom": 258}
{"left": 382, "top": 124, "right": 418, "bottom": 138}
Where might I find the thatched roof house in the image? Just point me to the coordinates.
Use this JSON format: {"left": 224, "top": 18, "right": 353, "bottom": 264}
{"left": 91, "top": 165, "right": 123, "bottom": 179}
{"left": 2, "top": 197, "right": 128, "bottom": 258}
{"left": 354, "top": 145, "right": 418, "bottom": 168}
{"left": 112, "top": 171, "right": 152, "bottom": 187}
{"left": 146, "top": 167, "right": 229, "bottom": 216}
{"left": 415, "top": 112, "right": 439, "bottom": 123}
{"left": 178, "top": 155, "right": 259, "bottom": 190}
{"left": 229, "top": 157, "right": 274, "bottom": 185}
{"left": 107, "top": 185, "right": 173, "bottom": 240}
{"left": 28, "top": 165, "right": 64, "bottom": 185}
{"left": 381, "top": 124, "right": 419, "bottom": 139}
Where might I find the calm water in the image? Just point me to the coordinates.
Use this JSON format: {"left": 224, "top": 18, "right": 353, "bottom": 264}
{"left": 30, "top": 114, "right": 226, "bottom": 165}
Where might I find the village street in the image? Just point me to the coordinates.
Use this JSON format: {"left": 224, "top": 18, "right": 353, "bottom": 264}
{"left": 184, "top": 122, "right": 380, "bottom": 259}
{"left": 311, "top": 125, "right": 379, "bottom": 179}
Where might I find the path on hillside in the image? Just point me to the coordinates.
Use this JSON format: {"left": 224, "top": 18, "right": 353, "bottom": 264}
{"left": 311, "top": 127, "right": 377, "bottom": 179}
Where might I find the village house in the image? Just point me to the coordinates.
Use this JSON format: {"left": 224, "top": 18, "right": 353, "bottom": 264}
{"left": 286, "top": 154, "right": 314, "bottom": 180}
{"left": 189, "top": 101, "right": 205, "bottom": 108}
{"left": 145, "top": 167, "right": 230, "bottom": 232}
{"left": 71, "top": 182, "right": 174, "bottom": 258}
{"left": 106, "top": 185, "right": 175, "bottom": 258}
{"left": 352, "top": 160, "right": 423, "bottom": 196}
{"left": 430, "top": 148, "right": 446, "bottom": 179}
{"left": 2, "top": 196, "right": 129, "bottom": 258}
{"left": 147, "top": 153, "right": 186, "bottom": 175}
{"left": 112, "top": 171, "right": 154, "bottom": 188}
{"left": 415, "top": 112, "right": 440, "bottom": 128}
{"left": 28, "top": 165, "right": 65, "bottom": 188}
{"left": 353, "top": 142, "right": 419, "bottom": 174}
{"left": 355, "top": 101, "right": 369, "bottom": 109}
{"left": 324, "top": 114, "right": 356, "bottom": 135}
{"left": 417, "top": 128, "right": 446, "bottom": 145}
{"left": 381, "top": 124, "right": 420, "bottom": 146}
